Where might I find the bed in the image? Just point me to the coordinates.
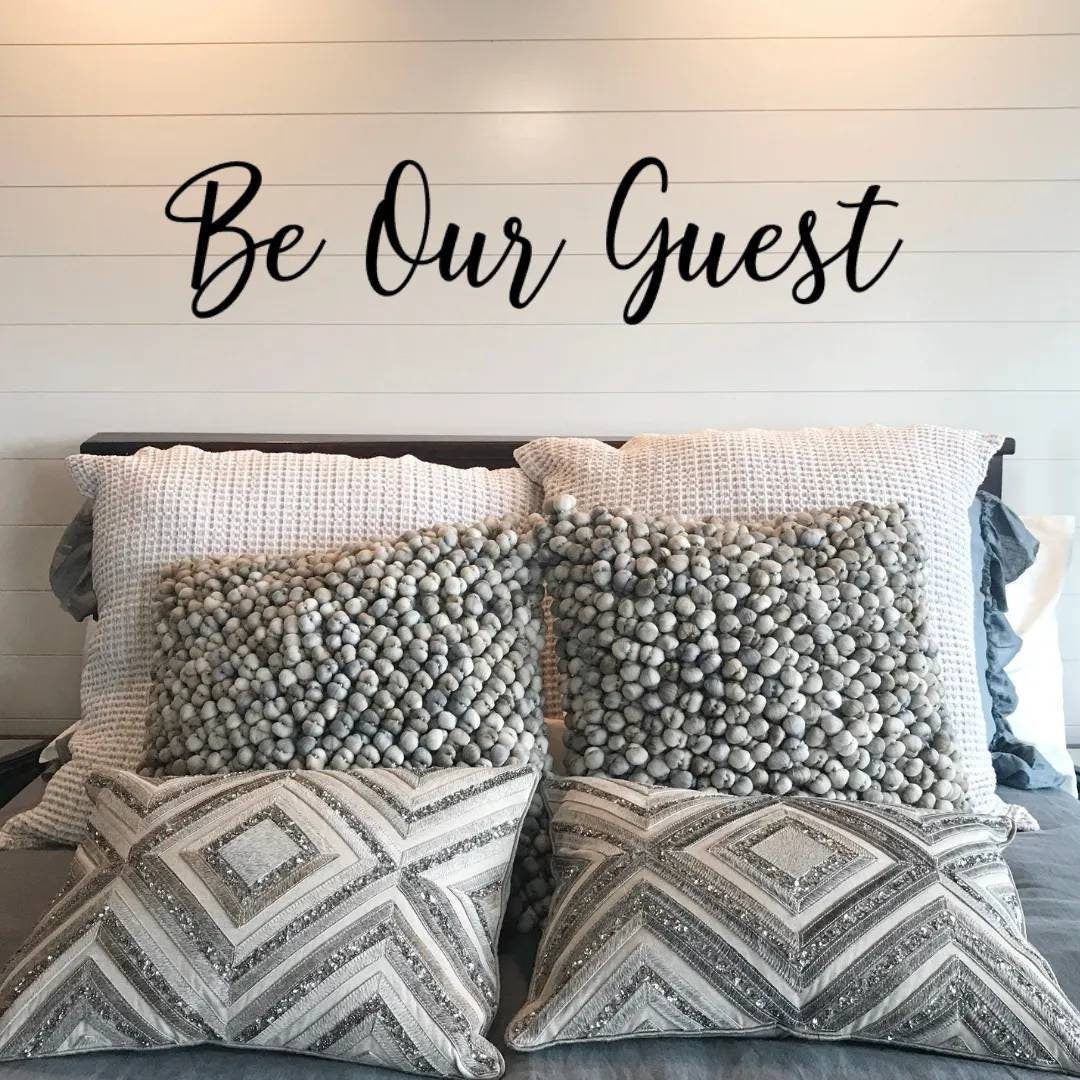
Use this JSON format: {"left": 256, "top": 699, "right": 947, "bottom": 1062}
{"left": 1, "top": 431, "right": 1075, "bottom": 1080}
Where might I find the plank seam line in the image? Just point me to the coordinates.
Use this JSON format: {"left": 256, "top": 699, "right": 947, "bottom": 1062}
{"left": 5, "top": 181, "right": 1080, "bottom": 191}
{"left": 3, "top": 388, "right": 1080, "bottom": 397}
{"left": 4, "top": 250, "right": 1079, "bottom": 259}
{"left": 7, "top": 106, "right": 1080, "bottom": 119}
{"left": 3, "top": 320, "right": 1079, "bottom": 328}
{"left": 3, "top": 31, "right": 1080, "bottom": 46}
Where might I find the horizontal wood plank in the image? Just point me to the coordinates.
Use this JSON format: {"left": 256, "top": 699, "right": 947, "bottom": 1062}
{"left": 0, "top": 720, "right": 70, "bottom": 739}
{"left": 5, "top": 1, "right": 1080, "bottom": 44}
{"left": 0, "top": 460, "right": 80, "bottom": 524}
{"left": 5, "top": 111, "right": 1080, "bottom": 187}
{"left": 0, "top": 593, "right": 85, "bottom": 654}
{"left": 0, "top": 655, "right": 81, "bottom": 719}
{"left": 2, "top": 252, "right": 1077, "bottom": 325}
{"left": 1003, "top": 461, "right": 1080, "bottom": 516}
{"left": 0, "top": 391, "right": 1073, "bottom": 460}
{"left": 2, "top": 323, "right": 1079, "bottom": 392}
{"left": 4, "top": 181, "right": 1080, "bottom": 257}
{"left": 0, "top": 527, "right": 63, "bottom": 589}
{"left": 6, "top": 39, "right": 1080, "bottom": 116}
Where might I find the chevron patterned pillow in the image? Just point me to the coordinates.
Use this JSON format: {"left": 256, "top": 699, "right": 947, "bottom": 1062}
{"left": 0, "top": 766, "right": 539, "bottom": 1078}
{"left": 507, "top": 777, "right": 1080, "bottom": 1075}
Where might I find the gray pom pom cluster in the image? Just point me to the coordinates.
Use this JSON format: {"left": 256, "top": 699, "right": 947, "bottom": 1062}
{"left": 537, "top": 498, "right": 965, "bottom": 810}
{"left": 506, "top": 795, "right": 555, "bottom": 933}
{"left": 145, "top": 515, "right": 553, "bottom": 931}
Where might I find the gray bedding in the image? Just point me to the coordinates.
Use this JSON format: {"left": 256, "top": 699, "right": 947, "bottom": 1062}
{"left": 0, "top": 783, "right": 1077, "bottom": 1079}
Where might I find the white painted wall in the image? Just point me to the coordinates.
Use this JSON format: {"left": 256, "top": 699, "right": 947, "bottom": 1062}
{"left": 1, "top": 1, "right": 1078, "bottom": 740}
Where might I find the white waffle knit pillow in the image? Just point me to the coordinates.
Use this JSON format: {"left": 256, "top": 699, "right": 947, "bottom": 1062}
{"left": 515, "top": 425, "right": 1007, "bottom": 816}
{"left": 0, "top": 445, "right": 541, "bottom": 850}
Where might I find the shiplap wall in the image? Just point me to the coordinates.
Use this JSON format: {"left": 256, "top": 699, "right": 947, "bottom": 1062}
{"left": 1, "top": 1, "right": 1079, "bottom": 741}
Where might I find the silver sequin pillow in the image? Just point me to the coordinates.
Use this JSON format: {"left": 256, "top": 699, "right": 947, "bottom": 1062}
{"left": 0, "top": 766, "right": 539, "bottom": 1077}
{"left": 507, "top": 776, "right": 1080, "bottom": 1075}
{"left": 539, "top": 498, "right": 967, "bottom": 810}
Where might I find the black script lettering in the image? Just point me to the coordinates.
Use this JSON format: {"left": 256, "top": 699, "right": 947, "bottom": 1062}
{"left": 607, "top": 157, "right": 807, "bottom": 323}
{"left": 790, "top": 187, "right": 903, "bottom": 303}
{"left": 606, "top": 158, "right": 902, "bottom": 323}
{"left": 366, "top": 160, "right": 564, "bottom": 308}
{"left": 164, "top": 161, "right": 325, "bottom": 319}
{"left": 838, "top": 185, "right": 903, "bottom": 292}
{"left": 791, "top": 210, "right": 829, "bottom": 303}
{"left": 605, "top": 156, "right": 677, "bottom": 325}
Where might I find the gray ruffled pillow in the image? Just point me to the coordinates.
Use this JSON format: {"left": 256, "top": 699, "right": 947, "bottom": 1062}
{"left": 537, "top": 499, "right": 967, "bottom": 810}
{"left": 48, "top": 499, "right": 96, "bottom": 622}
{"left": 970, "top": 493, "right": 1068, "bottom": 790}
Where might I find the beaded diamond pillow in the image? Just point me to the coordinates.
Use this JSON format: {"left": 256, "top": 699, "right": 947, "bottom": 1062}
{"left": 507, "top": 776, "right": 1080, "bottom": 1075}
{"left": 0, "top": 766, "right": 539, "bottom": 1077}
{"left": 143, "top": 514, "right": 554, "bottom": 931}
{"left": 539, "top": 498, "right": 967, "bottom": 810}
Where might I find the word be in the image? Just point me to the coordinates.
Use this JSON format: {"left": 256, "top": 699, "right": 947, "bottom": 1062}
{"left": 164, "top": 162, "right": 324, "bottom": 319}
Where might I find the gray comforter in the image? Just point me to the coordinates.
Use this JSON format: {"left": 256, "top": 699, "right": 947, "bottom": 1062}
{"left": 0, "top": 784, "right": 1077, "bottom": 1079}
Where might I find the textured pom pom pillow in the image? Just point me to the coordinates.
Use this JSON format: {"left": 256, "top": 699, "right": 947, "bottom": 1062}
{"left": 516, "top": 425, "right": 1007, "bottom": 816}
{"left": 145, "top": 516, "right": 545, "bottom": 778}
{"left": 507, "top": 776, "right": 1080, "bottom": 1075}
{"left": 539, "top": 499, "right": 966, "bottom": 808}
{"left": 0, "top": 446, "right": 541, "bottom": 852}
{"left": 0, "top": 765, "right": 539, "bottom": 1076}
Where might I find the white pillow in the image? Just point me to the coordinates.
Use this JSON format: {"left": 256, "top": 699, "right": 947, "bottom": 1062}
{"left": 517, "top": 424, "right": 1006, "bottom": 814}
{"left": 1005, "top": 515, "right": 1077, "bottom": 797}
{"left": 0, "top": 445, "right": 542, "bottom": 849}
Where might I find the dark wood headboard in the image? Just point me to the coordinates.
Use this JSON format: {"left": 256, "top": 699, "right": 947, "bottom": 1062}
{"left": 80, "top": 433, "right": 1017, "bottom": 498}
